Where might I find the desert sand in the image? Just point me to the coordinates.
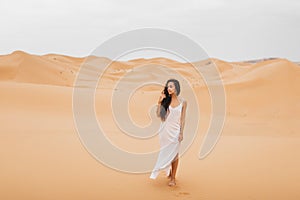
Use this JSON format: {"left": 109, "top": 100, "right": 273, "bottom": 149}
{"left": 1, "top": 50, "right": 300, "bottom": 199}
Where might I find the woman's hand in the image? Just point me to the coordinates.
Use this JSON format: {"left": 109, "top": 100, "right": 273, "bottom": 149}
{"left": 158, "top": 90, "right": 166, "bottom": 104}
{"left": 178, "top": 134, "right": 183, "bottom": 142}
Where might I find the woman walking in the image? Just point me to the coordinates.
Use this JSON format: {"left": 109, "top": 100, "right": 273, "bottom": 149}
{"left": 149, "top": 78, "right": 187, "bottom": 186}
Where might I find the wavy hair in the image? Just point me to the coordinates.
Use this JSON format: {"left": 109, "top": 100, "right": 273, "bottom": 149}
{"left": 159, "top": 79, "right": 181, "bottom": 121}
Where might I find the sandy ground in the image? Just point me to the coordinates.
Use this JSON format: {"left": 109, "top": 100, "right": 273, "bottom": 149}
{"left": 1, "top": 51, "right": 300, "bottom": 199}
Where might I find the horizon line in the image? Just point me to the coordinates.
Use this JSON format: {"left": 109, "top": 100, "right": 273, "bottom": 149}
{"left": 1, "top": 50, "right": 299, "bottom": 64}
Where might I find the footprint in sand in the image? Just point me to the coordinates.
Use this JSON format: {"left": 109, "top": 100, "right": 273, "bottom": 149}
{"left": 175, "top": 191, "right": 190, "bottom": 197}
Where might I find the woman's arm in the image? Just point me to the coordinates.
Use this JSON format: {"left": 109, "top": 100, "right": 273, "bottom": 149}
{"left": 156, "top": 103, "right": 161, "bottom": 118}
{"left": 156, "top": 90, "right": 166, "bottom": 118}
{"left": 179, "top": 100, "right": 187, "bottom": 142}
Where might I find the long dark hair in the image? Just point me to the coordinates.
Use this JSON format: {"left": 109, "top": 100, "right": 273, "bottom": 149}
{"left": 159, "top": 79, "right": 181, "bottom": 121}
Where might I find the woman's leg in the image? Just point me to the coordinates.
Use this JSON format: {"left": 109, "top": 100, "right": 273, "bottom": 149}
{"left": 168, "top": 169, "right": 172, "bottom": 178}
{"left": 169, "top": 154, "right": 179, "bottom": 186}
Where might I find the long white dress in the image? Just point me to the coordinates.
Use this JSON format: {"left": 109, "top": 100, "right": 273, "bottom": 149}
{"left": 149, "top": 98, "right": 184, "bottom": 179}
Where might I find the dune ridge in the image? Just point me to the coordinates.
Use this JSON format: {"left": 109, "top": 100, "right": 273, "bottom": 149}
{"left": 0, "top": 51, "right": 299, "bottom": 86}
{"left": 1, "top": 50, "right": 299, "bottom": 118}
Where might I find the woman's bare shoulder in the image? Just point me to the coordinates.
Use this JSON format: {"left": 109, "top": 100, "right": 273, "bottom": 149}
{"left": 179, "top": 96, "right": 187, "bottom": 105}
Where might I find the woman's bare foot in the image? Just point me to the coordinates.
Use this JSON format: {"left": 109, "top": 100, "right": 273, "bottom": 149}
{"left": 168, "top": 179, "right": 176, "bottom": 186}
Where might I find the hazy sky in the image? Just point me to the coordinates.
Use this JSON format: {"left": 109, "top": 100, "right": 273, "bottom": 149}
{"left": 1, "top": 0, "right": 299, "bottom": 61}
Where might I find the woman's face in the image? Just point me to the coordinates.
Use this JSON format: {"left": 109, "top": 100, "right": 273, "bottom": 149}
{"left": 167, "top": 81, "right": 176, "bottom": 95}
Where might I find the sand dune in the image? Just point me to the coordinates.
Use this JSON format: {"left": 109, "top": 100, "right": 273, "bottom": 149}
{"left": 0, "top": 51, "right": 81, "bottom": 86}
{"left": 1, "top": 51, "right": 300, "bottom": 199}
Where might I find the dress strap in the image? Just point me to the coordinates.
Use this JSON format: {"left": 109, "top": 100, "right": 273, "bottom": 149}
{"left": 179, "top": 96, "right": 185, "bottom": 104}
{"left": 169, "top": 97, "right": 184, "bottom": 109}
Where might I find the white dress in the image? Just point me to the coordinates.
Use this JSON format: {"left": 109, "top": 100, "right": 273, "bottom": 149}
{"left": 149, "top": 97, "right": 184, "bottom": 179}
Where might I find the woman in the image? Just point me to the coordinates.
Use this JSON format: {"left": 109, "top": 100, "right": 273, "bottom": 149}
{"left": 149, "top": 78, "right": 187, "bottom": 186}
